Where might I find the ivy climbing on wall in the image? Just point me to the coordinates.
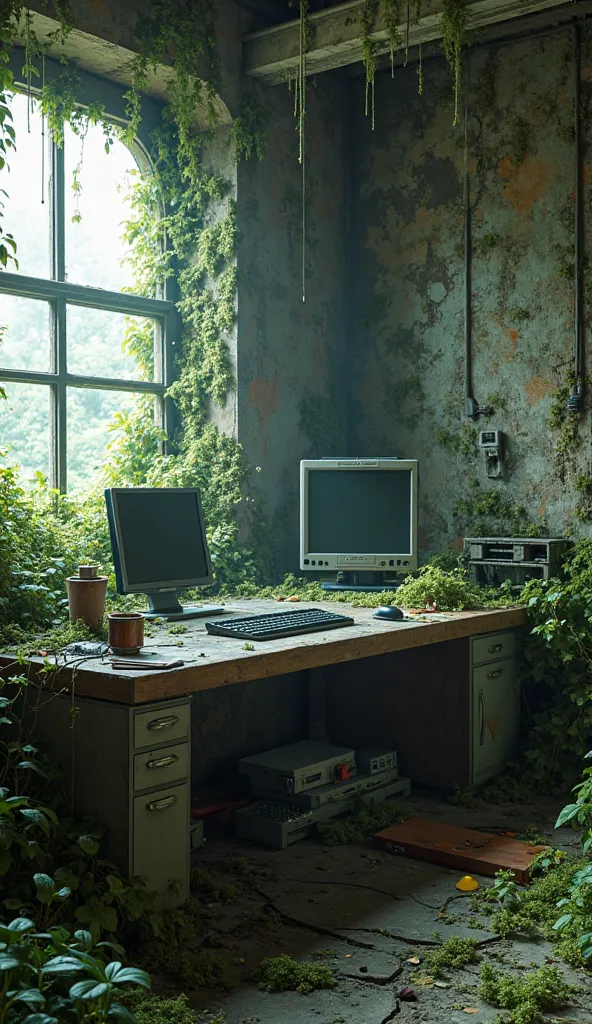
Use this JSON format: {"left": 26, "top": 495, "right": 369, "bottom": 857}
{"left": 0, "top": 0, "right": 269, "bottom": 596}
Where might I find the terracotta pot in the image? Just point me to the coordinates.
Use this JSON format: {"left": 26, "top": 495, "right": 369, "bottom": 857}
{"left": 66, "top": 567, "right": 108, "bottom": 631}
{"left": 108, "top": 612, "right": 145, "bottom": 655}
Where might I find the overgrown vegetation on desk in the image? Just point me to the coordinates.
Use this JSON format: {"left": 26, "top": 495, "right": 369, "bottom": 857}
{"left": 229, "top": 562, "right": 513, "bottom": 612}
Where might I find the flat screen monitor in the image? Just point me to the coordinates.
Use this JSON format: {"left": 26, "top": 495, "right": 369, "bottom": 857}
{"left": 300, "top": 459, "right": 418, "bottom": 585}
{"left": 105, "top": 487, "right": 224, "bottom": 620}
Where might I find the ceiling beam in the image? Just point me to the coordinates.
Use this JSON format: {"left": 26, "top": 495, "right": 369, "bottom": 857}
{"left": 244, "top": 0, "right": 573, "bottom": 83}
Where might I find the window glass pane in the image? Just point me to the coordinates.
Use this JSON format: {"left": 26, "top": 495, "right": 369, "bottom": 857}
{"left": 64, "top": 121, "right": 138, "bottom": 292}
{"left": 1, "top": 93, "right": 51, "bottom": 278}
{"left": 67, "top": 387, "right": 141, "bottom": 493}
{"left": 0, "top": 295, "right": 51, "bottom": 372}
{"left": 66, "top": 306, "right": 156, "bottom": 382}
{"left": 0, "top": 382, "right": 50, "bottom": 482}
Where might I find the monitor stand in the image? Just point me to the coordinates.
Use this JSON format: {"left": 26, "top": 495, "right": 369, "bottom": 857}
{"left": 144, "top": 591, "right": 225, "bottom": 621}
{"left": 321, "top": 571, "right": 400, "bottom": 594}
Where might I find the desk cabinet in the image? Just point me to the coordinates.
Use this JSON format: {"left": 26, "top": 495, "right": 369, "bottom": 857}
{"left": 33, "top": 694, "right": 191, "bottom": 905}
{"left": 471, "top": 632, "right": 519, "bottom": 785}
{"left": 325, "top": 628, "right": 519, "bottom": 790}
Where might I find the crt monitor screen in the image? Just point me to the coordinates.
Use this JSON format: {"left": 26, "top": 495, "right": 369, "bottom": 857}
{"left": 108, "top": 488, "right": 211, "bottom": 590}
{"left": 307, "top": 469, "right": 412, "bottom": 554}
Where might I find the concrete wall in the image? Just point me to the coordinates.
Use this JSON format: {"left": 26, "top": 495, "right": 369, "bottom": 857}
{"left": 237, "top": 75, "right": 349, "bottom": 573}
{"left": 349, "top": 26, "right": 592, "bottom": 556}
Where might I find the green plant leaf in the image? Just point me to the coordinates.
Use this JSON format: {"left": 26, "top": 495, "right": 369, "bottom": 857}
{"left": 555, "top": 803, "right": 580, "bottom": 828}
{"left": 78, "top": 835, "right": 100, "bottom": 856}
{"left": 21, "top": 1015, "right": 58, "bottom": 1024}
{"left": 40, "top": 956, "right": 86, "bottom": 975}
{"left": 0, "top": 954, "right": 22, "bottom": 970}
{"left": 105, "top": 962, "right": 150, "bottom": 988}
{"left": 73, "top": 930, "right": 93, "bottom": 950}
{"left": 553, "top": 913, "right": 573, "bottom": 931}
{"left": 12, "top": 988, "right": 45, "bottom": 1007}
{"left": 108, "top": 1004, "right": 137, "bottom": 1023}
{"left": 8, "top": 918, "right": 35, "bottom": 933}
{"left": 20, "top": 809, "right": 50, "bottom": 835}
{"left": 33, "top": 874, "right": 55, "bottom": 903}
{"left": 69, "top": 979, "right": 110, "bottom": 1000}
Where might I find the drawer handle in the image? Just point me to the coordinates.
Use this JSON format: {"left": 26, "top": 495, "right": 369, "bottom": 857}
{"left": 147, "top": 714, "right": 179, "bottom": 731}
{"left": 147, "top": 754, "right": 179, "bottom": 770}
{"left": 488, "top": 643, "right": 504, "bottom": 653}
{"left": 146, "top": 795, "right": 177, "bottom": 812}
{"left": 479, "top": 690, "right": 486, "bottom": 746}
{"left": 487, "top": 669, "right": 503, "bottom": 679}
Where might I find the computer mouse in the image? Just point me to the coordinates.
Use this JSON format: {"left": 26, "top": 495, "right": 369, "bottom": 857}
{"left": 373, "top": 606, "right": 405, "bottom": 621}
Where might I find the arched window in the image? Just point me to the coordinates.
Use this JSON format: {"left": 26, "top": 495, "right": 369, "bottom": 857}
{"left": 0, "top": 89, "right": 175, "bottom": 492}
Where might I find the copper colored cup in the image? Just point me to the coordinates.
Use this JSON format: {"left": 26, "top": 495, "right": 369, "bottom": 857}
{"left": 108, "top": 612, "right": 145, "bottom": 655}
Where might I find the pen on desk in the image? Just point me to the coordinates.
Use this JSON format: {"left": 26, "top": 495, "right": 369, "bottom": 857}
{"left": 110, "top": 659, "right": 184, "bottom": 670}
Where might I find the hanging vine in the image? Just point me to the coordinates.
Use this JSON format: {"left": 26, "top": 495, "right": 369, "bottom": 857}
{"left": 382, "top": 0, "right": 402, "bottom": 78}
{"left": 360, "top": 0, "right": 429, "bottom": 125}
{"left": 360, "top": 0, "right": 379, "bottom": 128}
{"left": 441, "top": 0, "right": 469, "bottom": 126}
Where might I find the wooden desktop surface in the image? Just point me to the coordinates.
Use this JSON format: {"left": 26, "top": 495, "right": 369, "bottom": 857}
{"left": 0, "top": 600, "right": 528, "bottom": 705}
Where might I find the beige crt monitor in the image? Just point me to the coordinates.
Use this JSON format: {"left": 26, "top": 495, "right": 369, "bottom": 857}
{"left": 299, "top": 458, "right": 419, "bottom": 576}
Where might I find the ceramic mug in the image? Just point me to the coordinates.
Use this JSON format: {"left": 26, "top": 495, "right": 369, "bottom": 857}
{"left": 108, "top": 612, "right": 145, "bottom": 655}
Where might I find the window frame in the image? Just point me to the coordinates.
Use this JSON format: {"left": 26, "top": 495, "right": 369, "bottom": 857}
{"left": 0, "top": 55, "right": 178, "bottom": 492}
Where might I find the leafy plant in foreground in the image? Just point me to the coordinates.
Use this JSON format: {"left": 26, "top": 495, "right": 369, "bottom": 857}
{"left": 552, "top": 749, "right": 592, "bottom": 960}
{"left": 0, "top": 916, "right": 150, "bottom": 1023}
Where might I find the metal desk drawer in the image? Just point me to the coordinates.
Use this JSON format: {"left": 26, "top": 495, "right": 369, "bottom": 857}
{"left": 472, "top": 630, "right": 516, "bottom": 666}
{"left": 471, "top": 658, "right": 519, "bottom": 785}
{"left": 133, "top": 782, "right": 189, "bottom": 898}
{"left": 133, "top": 742, "right": 189, "bottom": 792}
{"left": 133, "top": 702, "right": 190, "bottom": 750}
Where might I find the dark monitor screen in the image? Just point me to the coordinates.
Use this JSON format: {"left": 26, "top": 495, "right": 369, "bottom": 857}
{"left": 108, "top": 489, "right": 211, "bottom": 589}
{"left": 308, "top": 469, "right": 412, "bottom": 554}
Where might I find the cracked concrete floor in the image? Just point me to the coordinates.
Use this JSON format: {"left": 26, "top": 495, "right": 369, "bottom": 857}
{"left": 165, "top": 795, "right": 592, "bottom": 1024}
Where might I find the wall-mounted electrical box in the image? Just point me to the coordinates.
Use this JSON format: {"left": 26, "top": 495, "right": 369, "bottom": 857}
{"left": 479, "top": 429, "right": 504, "bottom": 478}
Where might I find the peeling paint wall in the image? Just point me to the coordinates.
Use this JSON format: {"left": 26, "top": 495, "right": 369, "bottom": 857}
{"left": 237, "top": 77, "right": 349, "bottom": 572}
{"left": 350, "top": 28, "right": 592, "bottom": 555}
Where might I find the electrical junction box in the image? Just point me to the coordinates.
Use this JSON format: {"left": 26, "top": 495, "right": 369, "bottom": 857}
{"left": 238, "top": 741, "right": 356, "bottom": 796}
{"left": 356, "top": 748, "right": 397, "bottom": 775}
{"left": 478, "top": 430, "right": 504, "bottom": 479}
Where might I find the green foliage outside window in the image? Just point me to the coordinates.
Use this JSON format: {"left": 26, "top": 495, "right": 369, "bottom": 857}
{"left": 0, "top": 0, "right": 269, "bottom": 631}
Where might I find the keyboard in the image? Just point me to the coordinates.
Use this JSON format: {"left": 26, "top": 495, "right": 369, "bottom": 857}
{"left": 204, "top": 607, "right": 355, "bottom": 641}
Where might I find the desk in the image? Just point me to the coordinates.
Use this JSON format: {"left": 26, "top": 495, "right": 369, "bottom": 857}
{"left": 1, "top": 600, "right": 527, "bottom": 901}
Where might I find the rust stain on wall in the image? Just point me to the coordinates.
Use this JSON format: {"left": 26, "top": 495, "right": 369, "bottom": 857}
{"left": 249, "top": 378, "right": 279, "bottom": 426}
{"left": 525, "top": 376, "right": 554, "bottom": 405}
{"left": 493, "top": 317, "right": 519, "bottom": 360}
{"left": 497, "top": 155, "right": 551, "bottom": 216}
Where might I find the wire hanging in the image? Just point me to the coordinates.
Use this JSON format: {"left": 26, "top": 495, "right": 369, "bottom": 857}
{"left": 298, "top": 0, "right": 308, "bottom": 304}
{"left": 41, "top": 52, "right": 45, "bottom": 205}
{"left": 26, "top": 9, "right": 31, "bottom": 134}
